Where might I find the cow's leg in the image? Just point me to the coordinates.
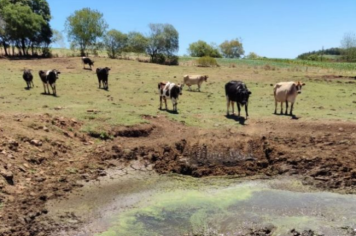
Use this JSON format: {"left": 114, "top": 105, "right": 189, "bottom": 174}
{"left": 226, "top": 97, "right": 230, "bottom": 115}
{"left": 164, "top": 97, "right": 167, "bottom": 110}
{"left": 98, "top": 80, "right": 101, "bottom": 89}
{"left": 245, "top": 103, "right": 249, "bottom": 118}
{"left": 237, "top": 103, "right": 241, "bottom": 117}
{"left": 42, "top": 82, "right": 47, "bottom": 93}
{"left": 274, "top": 99, "right": 277, "bottom": 114}
{"left": 188, "top": 85, "right": 191, "bottom": 91}
{"left": 280, "top": 102, "right": 283, "bottom": 114}
{"left": 285, "top": 101, "right": 289, "bottom": 115}
{"left": 51, "top": 83, "right": 56, "bottom": 96}
{"left": 197, "top": 84, "right": 201, "bottom": 92}
{"left": 159, "top": 96, "right": 162, "bottom": 109}
{"left": 290, "top": 102, "right": 294, "bottom": 115}
{"left": 231, "top": 101, "right": 235, "bottom": 115}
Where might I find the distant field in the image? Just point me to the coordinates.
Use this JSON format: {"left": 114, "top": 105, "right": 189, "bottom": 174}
{"left": 0, "top": 56, "right": 355, "bottom": 134}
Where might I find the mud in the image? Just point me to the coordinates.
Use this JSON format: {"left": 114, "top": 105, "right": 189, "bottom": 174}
{"left": 1, "top": 114, "right": 356, "bottom": 235}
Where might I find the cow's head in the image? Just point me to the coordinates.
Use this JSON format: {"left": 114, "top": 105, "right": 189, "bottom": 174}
{"left": 203, "top": 75, "right": 208, "bottom": 82}
{"left": 50, "top": 69, "right": 61, "bottom": 79}
{"left": 177, "top": 83, "right": 184, "bottom": 95}
{"left": 294, "top": 81, "right": 305, "bottom": 94}
{"left": 104, "top": 67, "right": 111, "bottom": 74}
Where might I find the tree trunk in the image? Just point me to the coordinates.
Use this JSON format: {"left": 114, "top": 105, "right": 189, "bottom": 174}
{"left": 2, "top": 41, "right": 8, "bottom": 56}
{"left": 21, "top": 38, "right": 26, "bottom": 56}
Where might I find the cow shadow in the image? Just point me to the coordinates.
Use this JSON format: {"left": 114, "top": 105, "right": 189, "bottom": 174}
{"left": 83, "top": 68, "right": 93, "bottom": 71}
{"left": 273, "top": 112, "right": 299, "bottom": 120}
{"left": 41, "top": 92, "right": 59, "bottom": 97}
{"left": 225, "top": 114, "right": 246, "bottom": 125}
{"left": 160, "top": 108, "right": 179, "bottom": 115}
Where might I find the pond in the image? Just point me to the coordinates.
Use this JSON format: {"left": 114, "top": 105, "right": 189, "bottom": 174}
{"left": 48, "top": 165, "right": 356, "bottom": 236}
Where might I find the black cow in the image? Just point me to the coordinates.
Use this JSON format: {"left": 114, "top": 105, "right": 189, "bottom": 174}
{"left": 158, "top": 81, "right": 183, "bottom": 112}
{"left": 225, "top": 80, "right": 251, "bottom": 118}
{"left": 96, "top": 67, "right": 110, "bottom": 90}
{"left": 23, "top": 69, "right": 34, "bottom": 89}
{"left": 82, "top": 57, "right": 94, "bottom": 70}
{"left": 39, "top": 69, "right": 61, "bottom": 96}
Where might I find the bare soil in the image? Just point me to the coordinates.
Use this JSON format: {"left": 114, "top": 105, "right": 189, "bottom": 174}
{"left": 1, "top": 114, "right": 356, "bottom": 236}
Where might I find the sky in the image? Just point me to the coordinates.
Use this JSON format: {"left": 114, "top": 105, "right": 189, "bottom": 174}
{"left": 47, "top": 0, "right": 356, "bottom": 59}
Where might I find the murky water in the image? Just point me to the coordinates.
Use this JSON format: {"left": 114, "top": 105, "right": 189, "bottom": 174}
{"left": 48, "top": 166, "right": 356, "bottom": 236}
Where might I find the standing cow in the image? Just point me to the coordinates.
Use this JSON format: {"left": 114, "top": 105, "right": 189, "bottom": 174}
{"left": 225, "top": 80, "right": 251, "bottom": 118}
{"left": 96, "top": 67, "right": 110, "bottom": 90}
{"left": 183, "top": 74, "right": 208, "bottom": 91}
{"left": 39, "top": 69, "right": 61, "bottom": 96}
{"left": 82, "top": 57, "right": 94, "bottom": 70}
{"left": 23, "top": 69, "right": 34, "bottom": 89}
{"left": 158, "top": 81, "right": 183, "bottom": 112}
{"left": 272, "top": 81, "right": 305, "bottom": 115}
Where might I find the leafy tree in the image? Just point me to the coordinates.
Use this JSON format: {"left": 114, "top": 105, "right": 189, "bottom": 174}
{"left": 65, "top": 8, "right": 108, "bottom": 56}
{"left": 103, "top": 29, "right": 128, "bottom": 58}
{"left": 245, "top": 52, "right": 260, "bottom": 59}
{"left": 220, "top": 38, "right": 244, "bottom": 58}
{"left": 51, "top": 29, "right": 65, "bottom": 48}
{"left": 127, "top": 31, "right": 148, "bottom": 54}
{"left": 188, "top": 40, "right": 222, "bottom": 58}
{"left": 1, "top": 2, "right": 45, "bottom": 55}
{"left": 146, "top": 23, "right": 179, "bottom": 63}
{"left": 340, "top": 32, "right": 356, "bottom": 62}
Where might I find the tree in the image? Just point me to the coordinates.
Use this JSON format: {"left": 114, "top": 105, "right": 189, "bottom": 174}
{"left": 103, "top": 29, "right": 128, "bottom": 58}
{"left": 340, "top": 32, "right": 356, "bottom": 62}
{"left": 220, "top": 38, "right": 244, "bottom": 58}
{"left": 188, "top": 40, "right": 222, "bottom": 58}
{"left": 51, "top": 29, "right": 65, "bottom": 48}
{"left": 146, "top": 23, "right": 179, "bottom": 62}
{"left": 127, "top": 31, "right": 148, "bottom": 54}
{"left": 245, "top": 52, "right": 260, "bottom": 59}
{"left": 65, "top": 8, "right": 108, "bottom": 56}
{"left": 1, "top": 2, "right": 45, "bottom": 55}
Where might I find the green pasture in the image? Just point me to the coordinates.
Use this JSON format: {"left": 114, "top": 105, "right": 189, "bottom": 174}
{"left": 0, "top": 57, "right": 355, "bottom": 133}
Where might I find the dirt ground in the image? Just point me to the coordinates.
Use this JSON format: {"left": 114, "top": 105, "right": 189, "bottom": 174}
{"left": 1, "top": 114, "right": 356, "bottom": 236}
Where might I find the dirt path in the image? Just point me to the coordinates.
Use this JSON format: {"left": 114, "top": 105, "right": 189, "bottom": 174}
{"left": 1, "top": 114, "right": 356, "bottom": 235}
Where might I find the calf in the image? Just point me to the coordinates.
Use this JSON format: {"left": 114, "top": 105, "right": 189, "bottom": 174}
{"left": 96, "top": 67, "right": 110, "bottom": 90}
{"left": 39, "top": 69, "right": 61, "bottom": 96}
{"left": 82, "top": 57, "right": 94, "bottom": 70}
{"left": 158, "top": 81, "right": 183, "bottom": 112}
{"left": 225, "top": 80, "right": 251, "bottom": 118}
{"left": 23, "top": 69, "right": 34, "bottom": 89}
{"left": 183, "top": 74, "right": 208, "bottom": 91}
{"left": 272, "top": 81, "right": 305, "bottom": 115}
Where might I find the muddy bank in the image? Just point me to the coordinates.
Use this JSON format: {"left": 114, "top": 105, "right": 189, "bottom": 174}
{"left": 1, "top": 114, "right": 356, "bottom": 235}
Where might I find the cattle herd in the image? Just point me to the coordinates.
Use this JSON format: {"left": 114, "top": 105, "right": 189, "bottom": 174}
{"left": 21, "top": 57, "right": 305, "bottom": 118}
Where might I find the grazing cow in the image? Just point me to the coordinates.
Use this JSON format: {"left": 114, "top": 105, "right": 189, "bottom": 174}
{"left": 82, "top": 57, "right": 94, "bottom": 70}
{"left": 23, "top": 69, "right": 34, "bottom": 89}
{"left": 183, "top": 74, "right": 208, "bottom": 91}
{"left": 96, "top": 67, "right": 110, "bottom": 90}
{"left": 272, "top": 81, "right": 305, "bottom": 115}
{"left": 225, "top": 80, "right": 251, "bottom": 118}
{"left": 39, "top": 69, "right": 61, "bottom": 96}
{"left": 158, "top": 81, "right": 183, "bottom": 112}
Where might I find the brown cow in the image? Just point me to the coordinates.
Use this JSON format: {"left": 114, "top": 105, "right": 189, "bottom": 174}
{"left": 183, "top": 75, "right": 208, "bottom": 91}
{"left": 272, "top": 81, "right": 305, "bottom": 115}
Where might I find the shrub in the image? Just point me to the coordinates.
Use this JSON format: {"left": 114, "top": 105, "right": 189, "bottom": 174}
{"left": 196, "top": 56, "right": 219, "bottom": 67}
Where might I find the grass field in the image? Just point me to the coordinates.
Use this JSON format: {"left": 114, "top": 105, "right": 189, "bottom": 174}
{"left": 0, "top": 56, "right": 355, "bottom": 134}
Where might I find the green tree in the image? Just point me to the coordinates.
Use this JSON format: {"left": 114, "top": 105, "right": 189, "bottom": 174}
{"left": 340, "top": 32, "right": 356, "bottom": 62}
{"left": 65, "top": 8, "right": 108, "bottom": 56}
{"left": 127, "top": 31, "right": 148, "bottom": 54}
{"left": 1, "top": 2, "right": 45, "bottom": 55}
{"left": 146, "top": 23, "right": 179, "bottom": 63}
{"left": 103, "top": 29, "right": 128, "bottom": 58}
{"left": 220, "top": 38, "right": 244, "bottom": 58}
{"left": 188, "top": 40, "right": 222, "bottom": 58}
{"left": 245, "top": 52, "right": 259, "bottom": 59}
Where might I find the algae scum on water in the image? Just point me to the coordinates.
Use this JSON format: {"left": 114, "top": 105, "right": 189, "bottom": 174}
{"left": 90, "top": 174, "right": 356, "bottom": 236}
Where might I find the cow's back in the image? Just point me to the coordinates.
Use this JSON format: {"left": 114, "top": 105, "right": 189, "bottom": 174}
{"left": 274, "top": 82, "right": 296, "bottom": 102}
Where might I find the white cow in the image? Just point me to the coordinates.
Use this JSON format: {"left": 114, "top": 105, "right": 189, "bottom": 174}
{"left": 272, "top": 81, "right": 305, "bottom": 115}
{"left": 158, "top": 81, "right": 183, "bottom": 112}
{"left": 183, "top": 75, "right": 208, "bottom": 91}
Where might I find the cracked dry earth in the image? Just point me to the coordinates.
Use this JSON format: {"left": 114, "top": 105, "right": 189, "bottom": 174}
{"left": 1, "top": 113, "right": 356, "bottom": 236}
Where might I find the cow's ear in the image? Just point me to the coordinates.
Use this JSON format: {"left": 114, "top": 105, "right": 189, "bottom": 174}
{"left": 248, "top": 91, "right": 252, "bottom": 94}
{"left": 302, "top": 83, "right": 306, "bottom": 86}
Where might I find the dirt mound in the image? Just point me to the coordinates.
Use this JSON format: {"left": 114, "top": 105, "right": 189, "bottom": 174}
{"left": 1, "top": 114, "right": 356, "bottom": 236}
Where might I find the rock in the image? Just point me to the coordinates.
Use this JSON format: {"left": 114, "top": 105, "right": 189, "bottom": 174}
{"left": 43, "top": 126, "right": 49, "bottom": 132}
{"left": 0, "top": 169, "right": 14, "bottom": 185}
{"left": 30, "top": 140, "right": 42, "bottom": 146}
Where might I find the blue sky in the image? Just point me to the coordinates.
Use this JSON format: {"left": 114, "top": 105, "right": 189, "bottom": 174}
{"left": 47, "top": 0, "right": 356, "bottom": 58}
